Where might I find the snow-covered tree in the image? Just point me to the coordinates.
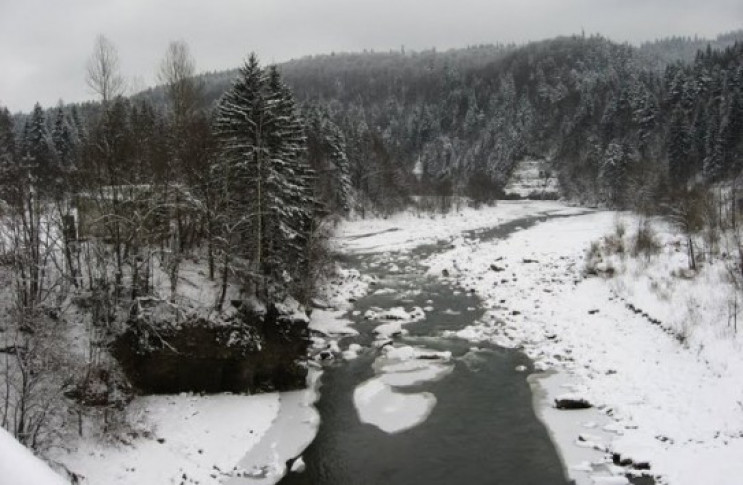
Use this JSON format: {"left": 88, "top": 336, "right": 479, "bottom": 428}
{"left": 0, "top": 107, "right": 15, "bottom": 167}
{"left": 601, "top": 141, "right": 628, "bottom": 206}
{"left": 703, "top": 102, "right": 723, "bottom": 181}
{"left": 305, "top": 107, "right": 353, "bottom": 214}
{"left": 668, "top": 106, "right": 691, "bottom": 187}
{"left": 213, "top": 54, "right": 316, "bottom": 301}
{"left": 51, "top": 105, "right": 75, "bottom": 169}
{"left": 22, "top": 104, "right": 56, "bottom": 194}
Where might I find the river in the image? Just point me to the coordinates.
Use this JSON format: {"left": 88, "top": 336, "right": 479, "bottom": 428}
{"left": 277, "top": 215, "right": 583, "bottom": 485}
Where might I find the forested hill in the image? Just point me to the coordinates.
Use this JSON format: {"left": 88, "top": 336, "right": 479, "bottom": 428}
{"left": 16, "top": 30, "right": 743, "bottom": 213}
{"left": 143, "top": 31, "right": 742, "bottom": 211}
{"left": 272, "top": 33, "right": 742, "bottom": 209}
{"left": 638, "top": 30, "right": 743, "bottom": 70}
{"left": 282, "top": 36, "right": 650, "bottom": 206}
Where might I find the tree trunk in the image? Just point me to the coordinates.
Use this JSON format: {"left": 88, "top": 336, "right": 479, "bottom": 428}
{"left": 688, "top": 236, "right": 696, "bottom": 270}
{"left": 217, "top": 250, "right": 230, "bottom": 312}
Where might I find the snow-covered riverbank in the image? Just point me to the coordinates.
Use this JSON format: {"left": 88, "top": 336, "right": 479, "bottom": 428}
{"left": 336, "top": 200, "right": 585, "bottom": 253}
{"left": 47, "top": 368, "right": 322, "bottom": 485}
{"left": 0, "top": 428, "right": 68, "bottom": 485}
{"left": 337, "top": 201, "right": 743, "bottom": 485}
{"left": 420, "top": 207, "right": 743, "bottom": 485}
{"left": 50, "top": 393, "right": 280, "bottom": 483}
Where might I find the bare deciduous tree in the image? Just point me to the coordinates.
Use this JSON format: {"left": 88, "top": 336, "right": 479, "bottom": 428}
{"left": 86, "top": 34, "right": 125, "bottom": 103}
{"left": 667, "top": 187, "right": 712, "bottom": 270}
{"left": 158, "top": 40, "right": 201, "bottom": 123}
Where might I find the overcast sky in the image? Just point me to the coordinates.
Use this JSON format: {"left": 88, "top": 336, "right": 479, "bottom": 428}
{"left": 1, "top": 0, "right": 741, "bottom": 112}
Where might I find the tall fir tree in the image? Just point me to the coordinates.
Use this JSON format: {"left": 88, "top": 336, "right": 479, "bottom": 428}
{"left": 0, "top": 107, "right": 15, "bottom": 165}
{"left": 667, "top": 106, "right": 691, "bottom": 187}
{"left": 213, "top": 54, "right": 317, "bottom": 301}
{"left": 601, "top": 141, "right": 628, "bottom": 207}
{"left": 305, "top": 107, "right": 353, "bottom": 214}
{"left": 23, "top": 103, "right": 56, "bottom": 194}
{"left": 52, "top": 105, "right": 75, "bottom": 169}
{"left": 0, "top": 107, "right": 18, "bottom": 197}
{"left": 703, "top": 101, "right": 723, "bottom": 181}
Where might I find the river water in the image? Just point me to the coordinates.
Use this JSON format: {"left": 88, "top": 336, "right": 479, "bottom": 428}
{"left": 279, "top": 216, "right": 572, "bottom": 485}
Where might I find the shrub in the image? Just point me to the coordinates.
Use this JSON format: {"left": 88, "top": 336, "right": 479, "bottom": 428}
{"left": 614, "top": 218, "right": 626, "bottom": 239}
{"left": 631, "top": 223, "right": 661, "bottom": 257}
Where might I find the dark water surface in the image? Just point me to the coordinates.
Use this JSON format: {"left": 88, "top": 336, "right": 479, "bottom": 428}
{"left": 280, "top": 215, "right": 572, "bottom": 485}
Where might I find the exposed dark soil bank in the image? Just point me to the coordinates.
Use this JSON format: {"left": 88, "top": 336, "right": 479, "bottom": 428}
{"left": 113, "top": 303, "right": 309, "bottom": 394}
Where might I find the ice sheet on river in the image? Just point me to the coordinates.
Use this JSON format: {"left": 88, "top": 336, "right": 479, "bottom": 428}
{"left": 353, "top": 380, "right": 436, "bottom": 433}
{"left": 353, "top": 345, "right": 453, "bottom": 434}
{"left": 367, "top": 306, "right": 426, "bottom": 338}
{"left": 308, "top": 309, "right": 358, "bottom": 336}
{"left": 223, "top": 368, "right": 322, "bottom": 484}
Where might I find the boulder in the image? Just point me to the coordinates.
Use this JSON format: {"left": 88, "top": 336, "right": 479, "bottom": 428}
{"left": 555, "top": 395, "right": 593, "bottom": 410}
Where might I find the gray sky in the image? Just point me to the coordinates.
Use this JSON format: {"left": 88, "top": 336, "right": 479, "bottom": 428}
{"left": 1, "top": 0, "right": 741, "bottom": 112}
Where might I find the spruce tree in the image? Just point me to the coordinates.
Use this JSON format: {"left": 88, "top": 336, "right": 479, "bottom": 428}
{"left": 69, "top": 105, "right": 86, "bottom": 146}
{"left": 668, "top": 106, "right": 691, "bottom": 187}
{"left": 23, "top": 103, "right": 55, "bottom": 194}
{"left": 703, "top": 102, "right": 723, "bottom": 181}
{"left": 0, "top": 107, "right": 17, "bottom": 199}
{"left": 305, "top": 108, "right": 353, "bottom": 214}
{"left": 601, "top": 141, "right": 628, "bottom": 207}
{"left": 325, "top": 120, "right": 353, "bottom": 214}
{"left": 214, "top": 54, "right": 316, "bottom": 301}
{"left": 0, "top": 107, "right": 15, "bottom": 165}
{"left": 52, "top": 105, "right": 75, "bottom": 168}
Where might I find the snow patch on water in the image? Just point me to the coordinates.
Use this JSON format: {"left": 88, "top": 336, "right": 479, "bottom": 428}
{"left": 353, "top": 345, "right": 454, "bottom": 434}
{"left": 353, "top": 379, "right": 436, "bottom": 434}
{"left": 309, "top": 309, "right": 358, "bottom": 336}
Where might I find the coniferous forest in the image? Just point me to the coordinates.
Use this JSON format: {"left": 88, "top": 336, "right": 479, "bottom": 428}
{"left": 134, "top": 31, "right": 743, "bottom": 211}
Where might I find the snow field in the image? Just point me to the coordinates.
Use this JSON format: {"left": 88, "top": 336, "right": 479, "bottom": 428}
{"left": 50, "top": 366, "right": 323, "bottom": 485}
{"left": 53, "top": 393, "right": 280, "bottom": 485}
{"left": 50, "top": 393, "right": 280, "bottom": 484}
{"left": 336, "top": 200, "right": 586, "bottom": 253}
{"left": 0, "top": 427, "right": 68, "bottom": 485}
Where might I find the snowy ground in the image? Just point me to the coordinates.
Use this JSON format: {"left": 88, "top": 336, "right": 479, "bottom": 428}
{"left": 0, "top": 427, "right": 68, "bottom": 485}
{"left": 335, "top": 200, "right": 584, "bottom": 253}
{"left": 337, "top": 201, "right": 743, "bottom": 485}
{"left": 224, "top": 368, "right": 322, "bottom": 484}
{"left": 48, "top": 368, "right": 321, "bottom": 485}
{"left": 50, "top": 393, "right": 280, "bottom": 484}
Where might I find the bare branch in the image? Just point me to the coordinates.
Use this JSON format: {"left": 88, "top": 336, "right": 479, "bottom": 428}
{"left": 86, "top": 34, "right": 125, "bottom": 103}
{"left": 158, "top": 40, "right": 201, "bottom": 121}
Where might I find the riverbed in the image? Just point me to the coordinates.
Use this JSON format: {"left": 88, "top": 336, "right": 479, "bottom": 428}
{"left": 280, "top": 214, "right": 574, "bottom": 485}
